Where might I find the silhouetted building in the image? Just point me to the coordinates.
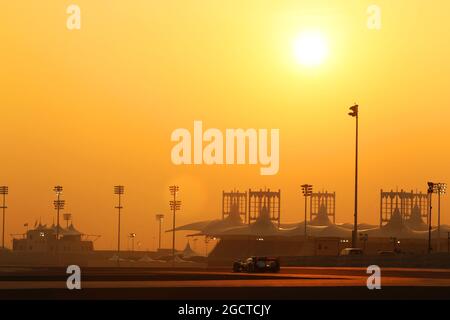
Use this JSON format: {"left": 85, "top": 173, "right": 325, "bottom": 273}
{"left": 12, "top": 222, "right": 93, "bottom": 253}
{"left": 166, "top": 188, "right": 450, "bottom": 264}
{"left": 248, "top": 189, "right": 281, "bottom": 227}
{"left": 380, "top": 189, "right": 428, "bottom": 227}
{"left": 310, "top": 191, "right": 335, "bottom": 224}
{"left": 223, "top": 190, "right": 247, "bottom": 222}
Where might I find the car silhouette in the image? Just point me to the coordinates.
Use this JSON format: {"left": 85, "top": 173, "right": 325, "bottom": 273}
{"left": 232, "top": 256, "right": 280, "bottom": 273}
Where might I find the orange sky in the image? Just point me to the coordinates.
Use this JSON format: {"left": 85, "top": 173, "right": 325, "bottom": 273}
{"left": 1, "top": 1, "right": 450, "bottom": 251}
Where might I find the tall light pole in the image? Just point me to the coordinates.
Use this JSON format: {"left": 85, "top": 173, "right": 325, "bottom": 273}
{"left": 155, "top": 214, "right": 164, "bottom": 250}
{"left": 0, "top": 186, "right": 8, "bottom": 249}
{"left": 301, "top": 184, "right": 313, "bottom": 237}
{"left": 114, "top": 185, "right": 124, "bottom": 265}
{"left": 53, "top": 185, "right": 65, "bottom": 260}
{"left": 348, "top": 103, "right": 359, "bottom": 248}
{"left": 427, "top": 183, "right": 434, "bottom": 254}
{"left": 437, "top": 183, "right": 447, "bottom": 252}
{"left": 428, "top": 182, "right": 446, "bottom": 253}
{"left": 169, "top": 185, "right": 181, "bottom": 267}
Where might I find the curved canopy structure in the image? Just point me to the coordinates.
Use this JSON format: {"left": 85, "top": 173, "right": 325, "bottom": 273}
{"left": 365, "top": 208, "right": 431, "bottom": 239}
{"left": 168, "top": 202, "right": 245, "bottom": 235}
{"left": 405, "top": 205, "right": 428, "bottom": 231}
{"left": 206, "top": 206, "right": 281, "bottom": 237}
{"left": 181, "top": 241, "right": 200, "bottom": 258}
{"left": 309, "top": 203, "right": 333, "bottom": 226}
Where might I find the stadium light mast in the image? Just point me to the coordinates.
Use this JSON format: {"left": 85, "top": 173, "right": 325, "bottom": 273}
{"left": 348, "top": 103, "right": 359, "bottom": 248}
{"left": 428, "top": 182, "right": 447, "bottom": 253}
{"left": 155, "top": 214, "right": 164, "bottom": 250}
{"left": 53, "top": 186, "right": 65, "bottom": 258}
{"left": 0, "top": 186, "right": 8, "bottom": 249}
{"left": 437, "top": 183, "right": 447, "bottom": 252}
{"left": 114, "top": 185, "right": 125, "bottom": 265}
{"left": 169, "top": 185, "right": 181, "bottom": 267}
{"left": 301, "top": 184, "right": 313, "bottom": 237}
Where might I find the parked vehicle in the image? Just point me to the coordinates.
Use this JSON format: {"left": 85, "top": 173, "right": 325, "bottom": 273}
{"left": 233, "top": 256, "right": 280, "bottom": 273}
{"left": 377, "top": 250, "right": 396, "bottom": 256}
{"left": 340, "top": 248, "right": 364, "bottom": 256}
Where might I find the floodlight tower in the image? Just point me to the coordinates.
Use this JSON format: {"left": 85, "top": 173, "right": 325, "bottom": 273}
{"left": 53, "top": 186, "right": 64, "bottom": 263}
{"left": 0, "top": 186, "right": 8, "bottom": 249}
{"left": 155, "top": 214, "right": 164, "bottom": 250}
{"left": 301, "top": 184, "right": 313, "bottom": 237}
{"left": 427, "top": 182, "right": 446, "bottom": 253}
{"left": 53, "top": 186, "right": 65, "bottom": 241}
{"left": 348, "top": 103, "right": 359, "bottom": 248}
{"left": 433, "top": 183, "right": 447, "bottom": 252}
{"left": 114, "top": 185, "right": 125, "bottom": 264}
{"left": 427, "top": 182, "right": 434, "bottom": 254}
{"left": 63, "top": 213, "right": 72, "bottom": 228}
{"left": 437, "top": 183, "right": 447, "bottom": 252}
{"left": 169, "top": 185, "right": 181, "bottom": 267}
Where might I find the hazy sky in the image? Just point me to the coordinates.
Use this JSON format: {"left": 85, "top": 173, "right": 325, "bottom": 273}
{"left": 1, "top": 1, "right": 450, "bottom": 251}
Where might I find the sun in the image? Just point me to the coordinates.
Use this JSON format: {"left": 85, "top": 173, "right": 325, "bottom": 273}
{"left": 293, "top": 30, "right": 329, "bottom": 67}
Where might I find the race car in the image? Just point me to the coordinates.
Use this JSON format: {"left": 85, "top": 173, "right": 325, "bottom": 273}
{"left": 232, "top": 256, "right": 280, "bottom": 273}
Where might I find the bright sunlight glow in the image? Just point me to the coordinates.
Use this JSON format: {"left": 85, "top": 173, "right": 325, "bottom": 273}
{"left": 293, "top": 30, "right": 329, "bottom": 67}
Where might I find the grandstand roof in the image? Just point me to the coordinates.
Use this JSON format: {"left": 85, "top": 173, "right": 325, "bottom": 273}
{"left": 365, "top": 208, "right": 430, "bottom": 239}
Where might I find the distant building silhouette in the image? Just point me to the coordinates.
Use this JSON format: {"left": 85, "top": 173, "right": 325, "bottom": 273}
{"left": 310, "top": 191, "right": 336, "bottom": 224}
{"left": 165, "top": 187, "right": 450, "bottom": 262}
{"left": 380, "top": 189, "right": 428, "bottom": 227}
{"left": 222, "top": 190, "right": 247, "bottom": 223}
{"left": 12, "top": 221, "right": 93, "bottom": 253}
{"left": 248, "top": 189, "right": 281, "bottom": 228}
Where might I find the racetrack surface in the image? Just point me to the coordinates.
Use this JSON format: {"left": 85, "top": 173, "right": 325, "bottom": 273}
{"left": 1, "top": 266, "right": 450, "bottom": 299}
